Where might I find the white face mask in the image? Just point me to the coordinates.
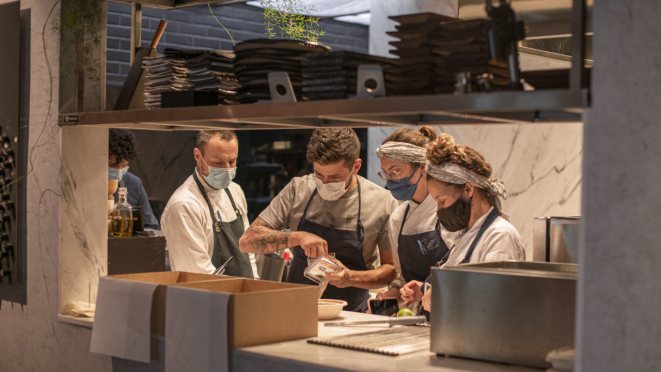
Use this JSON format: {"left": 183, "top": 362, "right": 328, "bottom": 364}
{"left": 314, "top": 172, "right": 354, "bottom": 201}
{"left": 200, "top": 157, "right": 236, "bottom": 190}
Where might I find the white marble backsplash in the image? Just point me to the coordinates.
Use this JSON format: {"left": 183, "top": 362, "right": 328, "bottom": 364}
{"left": 60, "top": 127, "right": 109, "bottom": 313}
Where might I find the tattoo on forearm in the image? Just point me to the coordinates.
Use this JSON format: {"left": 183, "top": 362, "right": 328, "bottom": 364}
{"left": 243, "top": 218, "right": 293, "bottom": 254}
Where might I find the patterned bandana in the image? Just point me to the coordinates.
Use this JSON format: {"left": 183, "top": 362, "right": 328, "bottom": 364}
{"left": 425, "top": 162, "right": 509, "bottom": 219}
{"left": 376, "top": 142, "right": 427, "bottom": 163}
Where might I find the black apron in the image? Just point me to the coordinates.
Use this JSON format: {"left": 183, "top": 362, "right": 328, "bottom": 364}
{"left": 420, "top": 208, "right": 500, "bottom": 318}
{"left": 397, "top": 204, "right": 449, "bottom": 283}
{"left": 286, "top": 176, "right": 368, "bottom": 312}
{"left": 193, "top": 173, "right": 254, "bottom": 279}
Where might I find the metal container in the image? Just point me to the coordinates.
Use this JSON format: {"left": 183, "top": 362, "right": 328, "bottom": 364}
{"left": 533, "top": 217, "right": 581, "bottom": 263}
{"left": 430, "top": 261, "right": 577, "bottom": 369}
{"left": 256, "top": 253, "right": 286, "bottom": 282}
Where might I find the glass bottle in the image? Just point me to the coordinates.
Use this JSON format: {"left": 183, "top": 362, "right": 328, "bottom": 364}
{"left": 111, "top": 187, "right": 133, "bottom": 238}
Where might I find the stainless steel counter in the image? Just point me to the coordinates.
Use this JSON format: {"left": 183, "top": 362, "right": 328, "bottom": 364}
{"left": 232, "top": 311, "right": 544, "bottom": 372}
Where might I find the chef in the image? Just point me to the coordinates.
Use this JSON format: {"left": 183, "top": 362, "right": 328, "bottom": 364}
{"left": 108, "top": 129, "right": 160, "bottom": 229}
{"left": 400, "top": 133, "right": 525, "bottom": 311}
{"left": 373, "top": 127, "right": 454, "bottom": 302}
{"left": 161, "top": 130, "right": 258, "bottom": 278}
{"left": 239, "top": 128, "right": 398, "bottom": 312}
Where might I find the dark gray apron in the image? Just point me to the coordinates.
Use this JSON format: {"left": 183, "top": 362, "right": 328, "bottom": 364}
{"left": 193, "top": 173, "right": 254, "bottom": 279}
{"left": 397, "top": 204, "right": 449, "bottom": 283}
{"left": 286, "top": 176, "right": 368, "bottom": 312}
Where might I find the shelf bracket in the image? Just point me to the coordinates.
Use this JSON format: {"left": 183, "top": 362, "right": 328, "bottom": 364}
{"left": 268, "top": 72, "right": 297, "bottom": 103}
{"left": 130, "top": 4, "right": 142, "bottom": 66}
{"left": 569, "top": 0, "right": 587, "bottom": 92}
{"left": 355, "top": 65, "right": 386, "bottom": 99}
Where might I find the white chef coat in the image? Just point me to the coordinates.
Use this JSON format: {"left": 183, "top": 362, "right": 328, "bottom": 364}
{"left": 441, "top": 206, "right": 525, "bottom": 267}
{"left": 161, "top": 169, "right": 259, "bottom": 277}
{"left": 387, "top": 194, "right": 455, "bottom": 289}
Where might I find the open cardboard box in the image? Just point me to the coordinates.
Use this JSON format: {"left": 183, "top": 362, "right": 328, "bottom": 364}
{"left": 171, "top": 279, "right": 318, "bottom": 348}
{"left": 106, "top": 271, "right": 242, "bottom": 335}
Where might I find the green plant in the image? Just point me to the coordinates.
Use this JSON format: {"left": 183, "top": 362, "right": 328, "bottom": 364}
{"left": 208, "top": 4, "right": 235, "bottom": 46}
{"left": 260, "top": 0, "right": 325, "bottom": 43}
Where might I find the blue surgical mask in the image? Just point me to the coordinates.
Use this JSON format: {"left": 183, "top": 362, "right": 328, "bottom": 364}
{"left": 201, "top": 158, "right": 236, "bottom": 190}
{"left": 108, "top": 166, "right": 129, "bottom": 181}
{"left": 386, "top": 163, "right": 422, "bottom": 201}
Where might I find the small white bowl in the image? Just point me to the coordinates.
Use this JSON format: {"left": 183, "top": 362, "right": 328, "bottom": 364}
{"left": 318, "top": 299, "right": 348, "bottom": 320}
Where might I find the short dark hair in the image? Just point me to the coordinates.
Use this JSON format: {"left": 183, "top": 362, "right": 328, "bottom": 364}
{"left": 196, "top": 130, "right": 237, "bottom": 156}
{"left": 109, "top": 129, "right": 138, "bottom": 165}
{"left": 306, "top": 128, "right": 360, "bottom": 168}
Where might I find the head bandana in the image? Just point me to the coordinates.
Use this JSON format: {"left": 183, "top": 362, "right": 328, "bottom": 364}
{"left": 425, "top": 162, "right": 509, "bottom": 219}
{"left": 376, "top": 142, "right": 427, "bottom": 163}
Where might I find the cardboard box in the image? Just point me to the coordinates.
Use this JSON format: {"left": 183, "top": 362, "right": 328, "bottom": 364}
{"left": 171, "top": 279, "right": 318, "bottom": 348}
{"left": 107, "top": 271, "right": 242, "bottom": 335}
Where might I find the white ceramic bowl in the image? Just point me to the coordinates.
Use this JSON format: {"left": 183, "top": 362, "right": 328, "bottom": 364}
{"left": 318, "top": 299, "right": 348, "bottom": 320}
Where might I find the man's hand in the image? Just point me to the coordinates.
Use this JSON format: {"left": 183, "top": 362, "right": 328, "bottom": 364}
{"left": 295, "top": 232, "right": 328, "bottom": 258}
{"left": 400, "top": 280, "right": 424, "bottom": 306}
{"left": 327, "top": 259, "right": 353, "bottom": 288}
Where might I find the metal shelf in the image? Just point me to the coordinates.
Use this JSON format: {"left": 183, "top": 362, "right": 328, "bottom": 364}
{"left": 58, "top": 89, "right": 588, "bottom": 131}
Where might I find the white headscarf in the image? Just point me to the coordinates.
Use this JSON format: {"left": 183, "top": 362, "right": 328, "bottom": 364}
{"left": 425, "top": 162, "right": 509, "bottom": 219}
{"left": 376, "top": 141, "right": 427, "bottom": 163}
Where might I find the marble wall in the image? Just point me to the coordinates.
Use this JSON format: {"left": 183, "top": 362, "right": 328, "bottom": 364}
{"left": 60, "top": 127, "right": 108, "bottom": 313}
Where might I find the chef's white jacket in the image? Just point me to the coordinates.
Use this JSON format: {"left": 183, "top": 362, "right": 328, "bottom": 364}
{"left": 387, "top": 194, "right": 455, "bottom": 289}
{"left": 441, "top": 206, "right": 525, "bottom": 267}
{"left": 161, "top": 170, "right": 259, "bottom": 277}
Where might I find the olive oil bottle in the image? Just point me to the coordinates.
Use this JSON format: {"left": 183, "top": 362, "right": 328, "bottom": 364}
{"left": 111, "top": 187, "right": 133, "bottom": 238}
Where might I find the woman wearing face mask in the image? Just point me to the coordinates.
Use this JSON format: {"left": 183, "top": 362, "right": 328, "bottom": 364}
{"left": 400, "top": 133, "right": 525, "bottom": 311}
{"left": 372, "top": 127, "right": 454, "bottom": 306}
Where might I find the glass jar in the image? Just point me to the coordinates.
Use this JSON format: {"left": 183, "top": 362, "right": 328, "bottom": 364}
{"left": 111, "top": 187, "right": 133, "bottom": 238}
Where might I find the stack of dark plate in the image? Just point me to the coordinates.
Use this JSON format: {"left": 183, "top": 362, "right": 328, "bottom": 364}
{"left": 142, "top": 48, "right": 239, "bottom": 109}
{"left": 431, "top": 20, "right": 509, "bottom": 93}
{"left": 388, "top": 13, "right": 510, "bottom": 95}
{"left": 233, "top": 39, "right": 331, "bottom": 104}
{"left": 386, "top": 13, "right": 456, "bottom": 96}
{"left": 301, "top": 51, "right": 395, "bottom": 100}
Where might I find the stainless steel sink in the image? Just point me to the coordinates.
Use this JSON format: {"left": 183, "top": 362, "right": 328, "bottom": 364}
{"left": 430, "top": 261, "right": 576, "bottom": 369}
{"left": 455, "top": 260, "right": 578, "bottom": 273}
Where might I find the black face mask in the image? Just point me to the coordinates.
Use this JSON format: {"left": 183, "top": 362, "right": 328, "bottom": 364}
{"left": 437, "top": 197, "right": 472, "bottom": 232}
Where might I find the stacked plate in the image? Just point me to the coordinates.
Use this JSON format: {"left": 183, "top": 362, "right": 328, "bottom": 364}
{"left": 388, "top": 13, "right": 510, "bottom": 95}
{"left": 233, "top": 39, "right": 331, "bottom": 103}
{"left": 431, "top": 20, "right": 509, "bottom": 93}
{"left": 387, "top": 13, "right": 456, "bottom": 96}
{"left": 301, "top": 51, "right": 395, "bottom": 101}
{"left": 142, "top": 48, "right": 239, "bottom": 109}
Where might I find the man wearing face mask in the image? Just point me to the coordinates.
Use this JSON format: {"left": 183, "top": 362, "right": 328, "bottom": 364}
{"left": 239, "top": 128, "right": 398, "bottom": 312}
{"left": 108, "top": 129, "right": 160, "bottom": 230}
{"left": 161, "top": 130, "right": 258, "bottom": 278}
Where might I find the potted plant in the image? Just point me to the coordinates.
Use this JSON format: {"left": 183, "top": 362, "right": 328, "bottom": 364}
{"left": 233, "top": 0, "right": 331, "bottom": 103}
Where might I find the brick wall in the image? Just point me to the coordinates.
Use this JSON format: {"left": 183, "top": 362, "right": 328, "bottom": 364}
{"left": 106, "top": 2, "right": 370, "bottom": 87}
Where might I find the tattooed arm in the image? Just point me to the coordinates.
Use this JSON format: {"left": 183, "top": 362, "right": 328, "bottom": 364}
{"left": 239, "top": 217, "right": 328, "bottom": 257}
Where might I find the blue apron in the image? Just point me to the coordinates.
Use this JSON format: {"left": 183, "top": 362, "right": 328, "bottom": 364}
{"left": 397, "top": 204, "right": 449, "bottom": 283}
{"left": 286, "top": 176, "right": 369, "bottom": 312}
